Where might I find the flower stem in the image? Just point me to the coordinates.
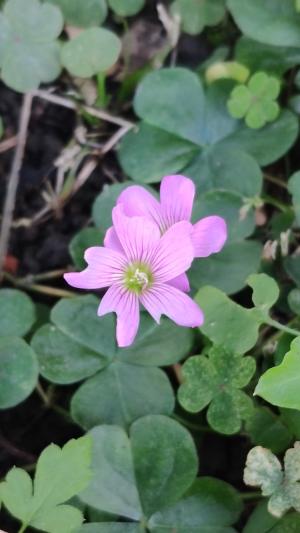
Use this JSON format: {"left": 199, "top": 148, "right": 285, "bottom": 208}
{"left": 240, "top": 491, "right": 262, "bottom": 501}
{"left": 266, "top": 318, "right": 300, "bottom": 337}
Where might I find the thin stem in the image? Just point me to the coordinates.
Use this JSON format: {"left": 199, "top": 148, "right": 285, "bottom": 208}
{"left": 261, "top": 194, "right": 289, "bottom": 213}
{"left": 19, "top": 268, "right": 67, "bottom": 283}
{"left": 36, "top": 381, "right": 50, "bottom": 406}
{"left": 96, "top": 72, "right": 108, "bottom": 108}
{"left": 266, "top": 317, "right": 300, "bottom": 337}
{"left": 264, "top": 173, "right": 287, "bottom": 189}
{"left": 240, "top": 491, "right": 262, "bottom": 501}
{"left": 0, "top": 92, "right": 33, "bottom": 279}
{"left": 3, "top": 272, "right": 76, "bottom": 298}
{"left": 18, "top": 523, "right": 27, "bottom": 533}
{"left": 32, "top": 89, "right": 134, "bottom": 129}
{"left": 172, "top": 363, "right": 183, "bottom": 384}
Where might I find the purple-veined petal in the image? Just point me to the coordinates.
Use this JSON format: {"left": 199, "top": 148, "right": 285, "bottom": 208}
{"left": 140, "top": 282, "right": 204, "bottom": 327}
{"left": 152, "top": 221, "right": 194, "bottom": 282}
{"left": 104, "top": 226, "right": 124, "bottom": 253}
{"left": 160, "top": 175, "right": 195, "bottom": 227}
{"left": 98, "top": 283, "right": 140, "bottom": 347}
{"left": 117, "top": 185, "right": 162, "bottom": 227}
{"left": 167, "top": 273, "right": 190, "bottom": 292}
{"left": 112, "top": 204, "right": 160, "bottom": 264}
{"left": 64, "top": 246, "right": 126, "bottom": 289}
{"left": 192, "top": 216, "right": 227, "bottom": 257}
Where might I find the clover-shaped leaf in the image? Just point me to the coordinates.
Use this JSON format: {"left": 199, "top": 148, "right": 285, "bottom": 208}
{"left": 0, "top": 436, "right": 92, "bottom": 532}
{"left": 32, "top": 295, "right": 193, "bottom": 428}
{"left": 0, "top": 0, "right": 63, "bottom": 92}
{"left": 47, "top": 0, "right": 107, "bottom": 27}
{"left": 228, "top": 72, "right": 281, "bottom": 129}
{"left": 178, "top": 346, "right": 256, "bottom": 434}
{"left": 244, "top": 442, "right": 300, "bottom": 517}
{"left": 61, "top": 27, "right": 121, "bottom": 78}
{"left": 108, "top": 0, "right": 145, "bottom": 17}
{"left": 255, "top": 337, "right": 300, "bottom": 410}
{"left": 171, "top": 0, "right": 226, "bottom": 35}
{"left": 248, "top": 273, "right": 280, "bottom": 319}
{"left": 196, "top": 286, "right": 260, "bottom": 353}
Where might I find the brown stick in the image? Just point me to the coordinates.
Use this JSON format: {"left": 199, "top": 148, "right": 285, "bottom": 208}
{"left": 0, "top": 92, "right": 33, "bottom": 279}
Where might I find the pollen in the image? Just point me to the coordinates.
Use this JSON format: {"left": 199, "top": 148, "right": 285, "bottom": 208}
{"left": 124, "top": 263, "right": 153, "bottom": 294}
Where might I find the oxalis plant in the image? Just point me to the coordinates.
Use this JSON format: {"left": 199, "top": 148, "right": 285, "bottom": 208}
{"left": 3, "top": 0, "right": 300, "bottom": 532}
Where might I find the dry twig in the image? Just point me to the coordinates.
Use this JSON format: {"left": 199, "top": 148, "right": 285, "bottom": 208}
{"left": 0, "top": 92, "right": 33, "bottom": 279}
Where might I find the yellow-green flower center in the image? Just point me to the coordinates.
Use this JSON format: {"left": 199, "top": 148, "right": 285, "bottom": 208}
{"left": 124, "top": 263, "right": 153, "bottom": 294}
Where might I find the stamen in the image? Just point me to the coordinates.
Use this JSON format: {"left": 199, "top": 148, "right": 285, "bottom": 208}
{"left": 124, "top": 263, "right": 153, "bottom": 294}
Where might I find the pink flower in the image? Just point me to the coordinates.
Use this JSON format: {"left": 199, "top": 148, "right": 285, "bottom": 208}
{"left": 64, "top": 205, "right": 204, "bottom": 347}
{"left": 106, "top": 174, "right": 227, "bottom": 293}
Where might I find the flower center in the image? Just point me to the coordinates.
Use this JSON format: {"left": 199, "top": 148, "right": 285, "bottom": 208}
{"left": 124, "top": 263, "right": 153, "bottom": 294}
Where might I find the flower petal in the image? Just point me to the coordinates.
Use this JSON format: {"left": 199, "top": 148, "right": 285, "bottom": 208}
{"left": 160, "top": 175, "right": 195, "bottom": 227}
{"left": 112, "top": 204, "right": 160, "bottom": 264}
{"left": 192, "top": 216, "right": 227, "bottom": 257}
{"left": 167, "top": 273, "right": 190, "bottom": 292}
{"left": 140, "top": 282, "right": 204, "bottom": 327}
{"left": 152, "top": 221, "right": 194, "bottom": 282}
{"left": 104, "top": 226, "right": 124, "bottom": 253}
{"left": 117, "top": 185, "right": 162, "bottom": 227}
{"left": 98, "top": 284, "right": 140, "bottom": 347}
{"left": 64, "top": 246, "right": 126, "bottom": 289}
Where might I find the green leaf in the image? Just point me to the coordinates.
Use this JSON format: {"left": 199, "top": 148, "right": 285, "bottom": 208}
{"left": 288, "top": 171, "right": 300, "bottom": 226}
{"left": 255, "top": 336, "right": 300, "bottom": 409}
{"left": 149, "top": 477, "right": 242, "bottom": 532}
{"left": 79, "top": 425, "right": 142, "bottom": 519}
{"left": 118, "top": 123, "right": 198, "bottom": 184}
{"left": 228, "top": 0, "right": 300, "bottom": 47}
{"left": 44, "top": 296, "right": 191, "bottom": 426}
{"left": 178, "top": 347, "right": 255, "bottom": 434}
{"left": 222, "top": 109, "right": 298, "bottom": 166}
{"left": 79, "top": 526, "right": 141, "bottom": 533}
{"left": 0, "top": 436, "right": 91, "bottom": 532}
{"left": 0, "top": 0, "right": 63, "bottom": 92}
{"left": 190, "top": 240, "right": 262, "bottom": 294}
{"left": 0, "top": 289, "right": 36, "bottom": 337}
{"left": 227, "top": 72, "right": 281, "bottom": 129}
{"left": 134, "top": 68, "right": 206, "bottom": 145}
{"left": 245, "top": 407, "right": 292, "bottom": 454}
{"left": 0, "top": 337, "right": 38, "bottom": 409}
{"left": 280, "top": 408, "right": 300, "bottom": 440}
{"left": 69, "top": 227, "right": 104, "bottom": 269}
{"left": 52, "top": 295, "right": 193, "bottom": 365}
{"left": 284, "top": 255, "right": 300, "bottom": 287}
{"left": 132, "top": 415, "right": 198, "bottom": 517}
{"left": 171, "top": 0, "right": 226, "bottom": 35}
{"left": 244, "top": 501, "right": 300, "bottom": 533}
{"left": 192, "top": 191, "right": 256, "bottom": 243}
{"left": 247, "top": 273, "right": 280, "bottom": 312}
{"left": 61, "top": 27, "right": 121, "bottom": 77}
{"left": 80, "top": 416, "right": 198, "bottom": 519}
{"left": 195, "top": 286, "right": 259, "bottom": 353}
{"left": 235, "top": 37, "right": 300, "bottom": 76}
{"left": 71, "top": 361, "right": 174, "bottom": 428}
{"left": 47, "top": 0, "right": 107, "bottom": 27}
{"left": 31, "top": 324, "right": 105, "bottom": 384}
{"left": 244, "top": 442, "right": 300, "bottom": 517}
{"left": 108, "top": 0, "right": 145, "bottom": 16}
{"left": 119, "top": 71, "right": 297, "bottom": 183}
{"left": 185, "top": 144, "right": 263, "bottom": 198}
